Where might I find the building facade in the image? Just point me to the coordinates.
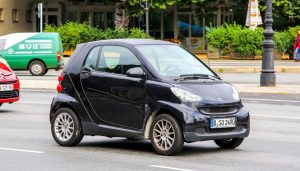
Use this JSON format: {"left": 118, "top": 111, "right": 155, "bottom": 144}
{"left": 0, "top": 0, "right": 33, "bottom": 35}
{"left": 0, "top": 0, "right": 235, "bottom": 51}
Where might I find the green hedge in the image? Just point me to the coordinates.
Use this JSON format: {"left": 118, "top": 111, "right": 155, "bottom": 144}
{"left": 45, "top": 22, "right": 151, "bottom": 51}
{"left": 273, "top": 26, "right": 300, "bottom": 55}
{"left": 206, "top": 24, "right": 263, "bottom": 56}
{"left": 207, "top": 24, "right": 300, "bottom": 57}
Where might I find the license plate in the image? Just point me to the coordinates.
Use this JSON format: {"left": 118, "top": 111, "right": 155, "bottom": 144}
{"left": 0, "top": 84, "right": 13, "bottom": 91}
{"left": 210, "top": 117, "right": 236, "bottom": 129}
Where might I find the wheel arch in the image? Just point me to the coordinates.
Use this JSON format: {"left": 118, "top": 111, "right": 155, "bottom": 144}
{"left": 50, "top": 102, "right": 80, "bottom": 123}
{"left": 144, "top": 107, "right": 184, "bottom": 139}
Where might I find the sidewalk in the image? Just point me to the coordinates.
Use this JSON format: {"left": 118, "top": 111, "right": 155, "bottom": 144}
{"left": 20, "top": 58, "right": 299, "bottom": 94}
{"left": 62, "top": 58, "right": 300, "bottom": 73}
{"left": 20, "top": 79, "right": 300, "bottom": 94}
{"left": 202, "top": 59, "right": 300, "bottom": 73}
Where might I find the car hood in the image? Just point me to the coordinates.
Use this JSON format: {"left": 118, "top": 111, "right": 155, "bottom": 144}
{"left": 173, "top": 80, "right": 239, "bottom": 104}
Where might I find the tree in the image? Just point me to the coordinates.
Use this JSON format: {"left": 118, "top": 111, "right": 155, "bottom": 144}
{"left": 236, "top": 0, "right": 300, "bottom": 30}
{"left": 68, "top": 0, "right": 300, "bottom": 30}
{"left": 125, "top": 0, "right": 217, "bottom": 16}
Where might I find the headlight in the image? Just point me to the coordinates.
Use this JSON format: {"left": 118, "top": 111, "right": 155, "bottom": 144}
{"left": 232, "top": 86, "right": 240, "bottom": 101}
{"left": 171, "top": 87, "right": 202, "bottom": 103}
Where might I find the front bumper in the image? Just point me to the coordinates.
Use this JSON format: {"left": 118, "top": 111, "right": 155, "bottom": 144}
{"left": 182, "top": 106, "right": 250, "bottom": 142}
{"left": 0, "top": 96, "right": 19, "bottom": 103}
{"left": 0, "top": 90, "right": 19, "bottom": 103}
{"left": 184, "top": 125, "right": 249, "bottom": 142}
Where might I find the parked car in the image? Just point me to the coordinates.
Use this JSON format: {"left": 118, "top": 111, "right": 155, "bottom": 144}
{"left": 0, "top": 58, "right": 20, "bottom": 108}
{"left": 0, "top": 32, "right": 64, "bottom": 76}
{"left": 50, "top": 39, "right": 250, "bottom": 155}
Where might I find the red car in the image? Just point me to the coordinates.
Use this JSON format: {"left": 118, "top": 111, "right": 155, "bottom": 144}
{"left": 0, "top": 61, "right": 20, "bottom": 107}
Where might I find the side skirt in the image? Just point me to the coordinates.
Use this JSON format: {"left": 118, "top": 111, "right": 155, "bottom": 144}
{"left": 82, "top": 122, "right": 145, "bottom": 139}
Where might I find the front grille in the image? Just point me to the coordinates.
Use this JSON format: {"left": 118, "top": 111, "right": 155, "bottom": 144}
{"left": 0, "top": 90, "right": 19, "bottom": 99}
{"left": 200, "top": 106, "right": 237, "bottom": 114}
{"left": 0, "top": 80, "right": 17, "bottom": 84}
{"left": 198, "top": 102, "right": 242, "bottom": 115}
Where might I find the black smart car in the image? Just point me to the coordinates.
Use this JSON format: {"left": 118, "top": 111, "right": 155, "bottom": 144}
{"left": 50, "top": 39, "right": 250, "bottom": 155}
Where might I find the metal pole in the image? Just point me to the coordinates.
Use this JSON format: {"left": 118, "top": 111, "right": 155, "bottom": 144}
{"left": 260, "top": 0, "right": 276, "bottom": 86}
{"left": 40, "top": 3, "right": 43, "bottom": 32}
{"left": 145, "top": 1, "right": 149, "bottom": 35}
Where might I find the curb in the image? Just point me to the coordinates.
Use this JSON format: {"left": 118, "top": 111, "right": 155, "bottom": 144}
{"left": 19, "top": 79, "right": 300, "bottom": 95}
{"left": 20, "top": 80, "right": 57, "bottom": 90}
{"left": 212, "top": 67, "right": 300, "bottom": 73}
{"left": 233, "top": 84, "right": 300, "bottom": 94}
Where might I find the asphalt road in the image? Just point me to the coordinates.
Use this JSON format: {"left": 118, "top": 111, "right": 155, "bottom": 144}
{"left": 0, "top": 90, "right": 299, "bottom": 171}
{"left": 15, "top": 70, "right": 300, "bottom": 85}
{"left": 219, "top": 73, "right": 300, "bottom": 85}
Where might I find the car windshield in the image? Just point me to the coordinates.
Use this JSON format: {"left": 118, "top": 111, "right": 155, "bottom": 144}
{"left": 136, "top": 45, "right": 215, "bottom": 78}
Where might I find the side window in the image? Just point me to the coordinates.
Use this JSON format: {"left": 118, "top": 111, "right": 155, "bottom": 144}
{"left": 98, "top": 46, "right": 141, "bottom": 75}
{"left": 84, "top": 46, "right": 100, "bottom": 70}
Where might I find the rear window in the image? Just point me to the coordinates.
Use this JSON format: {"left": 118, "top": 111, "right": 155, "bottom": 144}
{"left": 0, "top": 39, "right": 6, "bottom": 51}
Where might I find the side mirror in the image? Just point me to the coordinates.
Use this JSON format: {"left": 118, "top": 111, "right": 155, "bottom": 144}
{"left": 82, "top": 66, "right": 93, "bottom": 74}
{"left": 126, "top": 67, "right": 145, "bottom": 78}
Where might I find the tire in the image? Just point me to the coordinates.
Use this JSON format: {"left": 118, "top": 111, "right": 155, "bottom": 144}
{"left": 214, "top": 138, "right": 244, "bottom": 149}
{"left": 0, "top": 103, "right": 2, "bottom": 108}
{"left": 44, "top": 69, "right": 49, "bottom": 75}
{"left": 150, "top": 114, "right": 184, "bottom": 155}
{"left": 29, "top": 60, "right": 46, "bottom": 76}
{"left": 51, "top": 108, "right": 83, "bottom": 146}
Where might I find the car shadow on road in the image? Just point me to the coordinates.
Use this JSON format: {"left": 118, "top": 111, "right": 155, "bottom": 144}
{"left": 78, "top": 138, "right": 231, "bottom": 157}
{"left": 0, "top": 109, "right": 14, "bottom": 114}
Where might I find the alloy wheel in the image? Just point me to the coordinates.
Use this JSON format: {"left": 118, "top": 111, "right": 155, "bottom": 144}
{"left": 153, "top": 119, "right": 175, "bottom": 151}
{"left": 54, "top": 112, "right": 75, "bottom": 142}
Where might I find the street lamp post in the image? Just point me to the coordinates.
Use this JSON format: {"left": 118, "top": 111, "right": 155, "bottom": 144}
{"left": 260, "top": 0, "right": 276, "bottom": 86}
{"left": 140, "top": 0, "right": 152, "bottom": 35}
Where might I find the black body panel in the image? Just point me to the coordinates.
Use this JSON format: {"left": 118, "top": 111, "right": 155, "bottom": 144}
{"left": 50, "top": 39, "right": 250, "bottom": 142}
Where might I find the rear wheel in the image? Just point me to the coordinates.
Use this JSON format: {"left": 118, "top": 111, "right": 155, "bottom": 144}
{"left": 214, "top": 138, "right": 244, "bottom": 149}
{"left": 29, "top": 60, "right": 46, "bottom": 76}
{"left": 51, "top": 108, "right": 83, "bottom": 146}
{"left": 150, "top": 114, "right": 184, "bottom": 155}
{"left": 44, "top": 69, "right": 48, "bottom": 75}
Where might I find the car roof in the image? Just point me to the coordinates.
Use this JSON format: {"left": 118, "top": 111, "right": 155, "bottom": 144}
{"left": 89, "top": 39, "right": 175, "bottom": 46}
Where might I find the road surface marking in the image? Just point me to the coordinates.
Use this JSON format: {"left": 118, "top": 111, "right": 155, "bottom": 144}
{"left": 252, "top": 114, "right": 300, "bottom": 120}
{"left": 148, "top": 165, "right": 196, "bottom": 171}
{"left": 0, "top": 147, "right": 45, "bottom": 154}
{"left": 242, "top": 98, "right": 300, "bottom": 103}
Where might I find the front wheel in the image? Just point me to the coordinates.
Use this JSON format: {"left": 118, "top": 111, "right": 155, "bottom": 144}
{"left": 29, "top": 60, "right": 46, "bottom": 76}
{"left": 51, "top": 108, "right": 83, "bottom": 146}
{"left": 214, "top": 138, "right": 244, "bottom": 149}
{"left": 150, "top": 114, "right": 184, "bottom": 155}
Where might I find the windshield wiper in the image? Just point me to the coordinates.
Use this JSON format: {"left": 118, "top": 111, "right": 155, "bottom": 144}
{"left": 174, "top": 74, "right": 221, "bottom": 81}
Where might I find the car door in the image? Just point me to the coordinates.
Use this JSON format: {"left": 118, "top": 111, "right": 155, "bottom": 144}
{"left": 81, "top": 45, "right": 145, "bottom": 130}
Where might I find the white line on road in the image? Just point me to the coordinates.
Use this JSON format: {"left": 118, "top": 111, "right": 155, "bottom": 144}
{"left": 242, "top": 98, "right": 300, "bottom": 103}
{"left": 148, "top": 165, "right": 196, "bottom": 171}
{"left": 0, "top": 147, "right": 45, "bottom": 154}
{"left": 252, "top": 114, "right": 300, "bottom": 120}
